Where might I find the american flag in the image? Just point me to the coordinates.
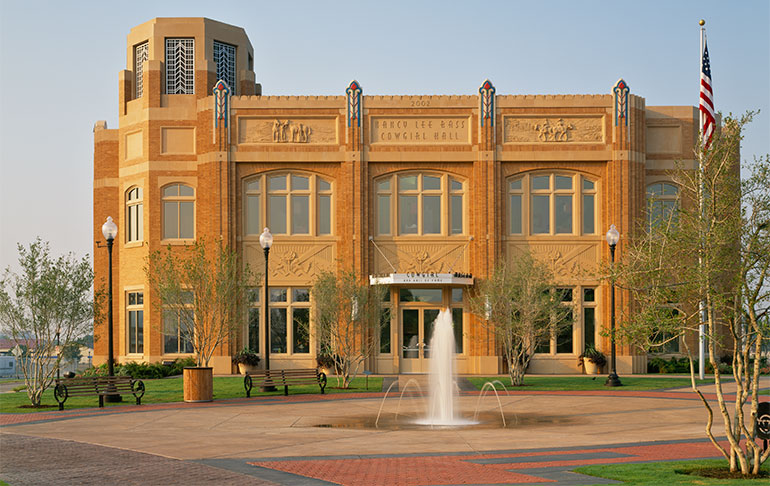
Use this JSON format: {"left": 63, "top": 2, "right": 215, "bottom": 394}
{"left": 699, "top": 40, "right": 715, "bottom": 148}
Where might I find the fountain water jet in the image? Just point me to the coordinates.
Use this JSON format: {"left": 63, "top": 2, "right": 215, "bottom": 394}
{"left": 413, "top": 308, "right": 475, "bottom": 426}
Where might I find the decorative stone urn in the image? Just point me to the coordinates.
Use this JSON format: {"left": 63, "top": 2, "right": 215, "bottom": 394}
{"left": 583, "top": 358, "right": 600, "bottom": 375}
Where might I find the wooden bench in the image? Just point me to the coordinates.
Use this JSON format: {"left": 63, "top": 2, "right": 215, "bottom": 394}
{"left": 244, "top": 369, "right": 327, "bottom": 397}
{"left": 53, "top": 376, "right": 145, "bottom": 410}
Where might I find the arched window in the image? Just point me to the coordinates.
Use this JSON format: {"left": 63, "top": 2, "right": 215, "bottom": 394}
{"left": 162, "top": 183, "right": 195, "bottom": 239}
{"left": 126, "top": 187, "right": 143, "bottom": 243}
{"left": 244, "top": 173, "right": 332, "bottom": 236}
{"left": 646, "top": 182, "right": 679, "bottom": 227}
{"left": 376, "top": 173, "right": 465, "bottom": 236}
{"left": 507, "top": 172, "right": 597, "bottom": 236}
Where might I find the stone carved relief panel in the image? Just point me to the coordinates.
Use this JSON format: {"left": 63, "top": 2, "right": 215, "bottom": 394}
{"left": 238, "top": 117, "right": 337, "bottom": 144}
{"left": 372, "top": 242, "right": 469, "bottom": 274}
{"left": 503, "top": 116, "right": 605, "bottom": 144}
{"left": 508, "top": 242, "right": 599, "bottom": 283}
{"left": 244, "top": 242, "right": 335, "bottom": 282}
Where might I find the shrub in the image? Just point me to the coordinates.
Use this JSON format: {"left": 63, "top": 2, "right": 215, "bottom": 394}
{"left": 80, "top": 357, "right": 195, "bottom": 379}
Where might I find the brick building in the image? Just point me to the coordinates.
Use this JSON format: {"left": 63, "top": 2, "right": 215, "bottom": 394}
{"left": 93, "top": 17, "right": 698, "bottom": 374}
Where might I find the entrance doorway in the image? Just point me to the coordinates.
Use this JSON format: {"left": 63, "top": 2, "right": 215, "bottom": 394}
{"left": 400, "top": 307, "right": 440, "bottom": 373}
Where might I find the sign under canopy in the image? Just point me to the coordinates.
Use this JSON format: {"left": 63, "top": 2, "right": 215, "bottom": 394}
{"left": 369, "top": 272, "right": 473, "bottom": 286}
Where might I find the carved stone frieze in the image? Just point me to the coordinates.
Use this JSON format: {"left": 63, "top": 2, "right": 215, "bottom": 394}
{"left": 372, "top": 242, "right": 469, "bottom": 274}
{"left": 508, "top": 242, "right": 599, "bottom": 282}
{"left": 503, "top": 116, "right": 604, "bottom": 144}
{"left": 238, "top": 117, "right": 337, "bottom": 144}
{"left": 244, "top": 242, "right": 335, "bottom": 281}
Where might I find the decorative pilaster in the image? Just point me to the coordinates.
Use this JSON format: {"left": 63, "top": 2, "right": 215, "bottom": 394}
{"left": 478, "top": 79, "right": 496, "bottom": 150}
{"left": 213, "top": 80, "right": 231, "bottom": 147}
{"left": 346, "top": 80, "right": 363, "bottom": 151}
{"left": 613, "top": 78, "right": 630, "bottom": 149}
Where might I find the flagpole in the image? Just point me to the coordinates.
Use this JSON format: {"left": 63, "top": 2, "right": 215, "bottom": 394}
{"left": 698, "top": 19, "right": 706, "bottom": 381}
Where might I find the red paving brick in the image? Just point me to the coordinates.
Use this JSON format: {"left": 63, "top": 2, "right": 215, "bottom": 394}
{"left": 251, "top": 441, "right": 728, "bottom": 486}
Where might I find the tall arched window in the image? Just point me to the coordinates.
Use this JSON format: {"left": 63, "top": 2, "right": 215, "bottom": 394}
{"left": 376, "top": 173, "right": 465, "bottom": 236}
{"left": 126, "top": 187, "right": 143, "bottom": 243}
{"left": 244, "top": 173, "right": 332, "bottom": 236}
{"left": 507, "top": 172, "right": 597, "bottom": 236}
{"left": 162, "top": 183, "right": 195, "bottom": 239}
{"left": 646, "top": 182, "right": 679, "bottom": 227}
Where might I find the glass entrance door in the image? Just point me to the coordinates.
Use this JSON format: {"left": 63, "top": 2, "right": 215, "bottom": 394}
{"left": 401, "top": 308, "right": 440, "bottom": 373}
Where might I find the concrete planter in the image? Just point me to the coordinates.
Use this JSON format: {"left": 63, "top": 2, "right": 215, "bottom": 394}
{"left": 583, "top": 358, "right": 600, "bottom": 375}
{"left": 237, "top": 363, "right": 259, "bottom": 375}
{"left": 183, "top": 367, "right": 213, "bottom": 402}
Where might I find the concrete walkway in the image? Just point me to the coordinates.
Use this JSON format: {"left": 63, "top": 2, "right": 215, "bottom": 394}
{"left": 1, "top": 380, "right": 768, "bottom": 485}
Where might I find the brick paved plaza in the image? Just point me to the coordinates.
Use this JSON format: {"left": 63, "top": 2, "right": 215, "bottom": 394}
{"left": 3, "top": 379, "right": 766, "bottom": 485}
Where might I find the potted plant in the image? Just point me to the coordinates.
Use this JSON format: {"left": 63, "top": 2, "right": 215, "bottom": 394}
{"left": 578, "top": 346, "right": 606, "bottom": 375}
{"left": 232, "top": 348, "right": 261, "bottom": 374}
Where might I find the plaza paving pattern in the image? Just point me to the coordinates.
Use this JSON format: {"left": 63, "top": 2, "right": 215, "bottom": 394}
{"left": 1, "top": 381, "right": 768, "bottom": 485}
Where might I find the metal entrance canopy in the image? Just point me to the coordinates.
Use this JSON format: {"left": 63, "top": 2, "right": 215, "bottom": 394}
{"left": 369, "top": 272, "right": 473, "bottom": 286}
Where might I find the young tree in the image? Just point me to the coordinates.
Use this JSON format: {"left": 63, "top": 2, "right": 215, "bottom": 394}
{"left": 146, "top": 239, "right": 254, "bottom": 367}
{"left": 0, "top": 239, "right": 97, "bottom": 406}
{"left": 468, "top": 251, "right": 573, "bottom": 386}
{"left": 312, "top": 269, "right": 386, "bottom": 388}
{"left": 612, "top": 112, "right": 770, "bottom": 475}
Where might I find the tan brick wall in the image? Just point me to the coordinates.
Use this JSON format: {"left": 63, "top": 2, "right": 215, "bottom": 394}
{"left": 94, "top": 18, "right": 701, "bottom": 374}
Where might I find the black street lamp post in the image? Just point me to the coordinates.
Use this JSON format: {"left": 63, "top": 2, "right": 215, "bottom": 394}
{"left": 102, "top": 216, "right": 122, "bottom": 401}
{"left": 259, "top": 228, "right": 276, "bottom": 392}
{"left": 605, "top": 224, "right": 622, "bottom": 387}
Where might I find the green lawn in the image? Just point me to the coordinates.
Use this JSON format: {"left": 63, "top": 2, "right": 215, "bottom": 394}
{"left": 467, "top": 375, "right": 718, "bottom": 391}
{"left": 575, "top": 459, "right": 769, "bottom": 485}
{"left": 0, "top": 375, "right": 382, "bottom": 414}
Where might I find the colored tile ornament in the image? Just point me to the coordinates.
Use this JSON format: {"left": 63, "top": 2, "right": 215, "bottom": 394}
{"left": 346, "top": 80, "right": 362, "bottom": 127}
{"left": 613, "top": 78, "right": 629, "bottom": 127}
{"left": 479, "top": 79, "right": 495, "bottom": 127}
{"left": 213, "top": 80, "right": 231, "bottom": 128}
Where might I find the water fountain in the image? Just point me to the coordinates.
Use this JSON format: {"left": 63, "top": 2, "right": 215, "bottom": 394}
{"left": 316, "top": 308, "right": 564, "bottom": 430}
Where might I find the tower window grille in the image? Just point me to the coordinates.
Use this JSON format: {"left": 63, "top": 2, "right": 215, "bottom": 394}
{"left": 135, "top": 42, "right": 149, "bottom": 99}
{"left": 213, "top": 41, "right": 237, "bottom": 94}
{"left": 165, "top": 38, "right": 195, "bottom": 94}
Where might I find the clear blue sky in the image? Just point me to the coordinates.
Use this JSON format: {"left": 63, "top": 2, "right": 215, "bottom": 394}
{"left": 1, "top": 0, "right": 768, "bottom": 270}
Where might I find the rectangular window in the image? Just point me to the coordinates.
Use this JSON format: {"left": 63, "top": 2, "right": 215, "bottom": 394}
{"left": 532, "top": 195, "right": 550, "bottom": 234}
{"left": 128, "top": 203, "right": 143, "bottom": 242}
{"left": 291, "top": 195, "right": 309, "bottom": 234}
{"left": 246, "top": 195, "right": 260, "bottom": 235}
{"left": 179, "top": 202, "right": 194, "bottom": 239}
{"left": 318, "top": 195, "right": 331, "bottom": 235}
{"left": 269, "top": 195, "right": 287, "bottom": 234}
{"left": 554, "top": 195, "right": 572, "bottom": 234}
{"left": 556, "top": 310, "right": 573, "bottom": 354}
{"left": 163, "top": 202, "right": 178, "bottom": 239}
{"left": 422, "top": 195, "right": 441, "bottom": 234}
{"left": 399, "top": 195, "right": 418, "bottom": 234}
{"left": 377, "top": 195, "right": 390, "bottom": 235}
{"left": 509, "top": 195, "right": 522, "bottom": 234}
{"left": 379, "top": 307, "right": 391, "bottom": 353}
{"left": 127, "top": 291, "right": 144, "bottom": 354}
{"left": 163, "top": 310, "right": 193, "bottom": 354}
{"left": 248, "top": 307, "right": 260, "bottom": 353}
{"left": 165, "top": 38, "right": 195, "bottom": 94}
{"left": 292, "top": 308, "right": 310, "bottom": 353}
{"left": 450, "top": 195, "right": 463, "bottom": 234}
{"left": 584, "top": 307, "right": 595, "bottom": 349}
{"left": 582, "top": 195, "right": 595, "bottom": 234}
{"left": 452, "top": 308, "right": 463, "bottom": 354}
{"left": 213, "top": 41, "right": 237, "bottom": 94}
{"left": 135, "top": 42, "right": 149, "bottom": 99}
{"left": 270, "top": 308, "right": 287, "bottom": 353}
{"left": 399, "top": 288, "right": 442, "bottom": 303}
